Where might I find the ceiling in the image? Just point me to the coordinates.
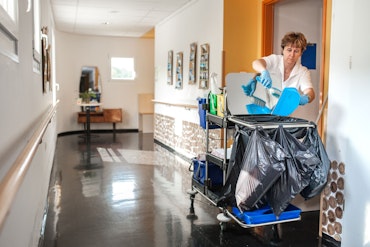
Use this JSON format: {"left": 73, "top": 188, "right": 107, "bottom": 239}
{"left": 50, "top": 0, "right": 192, "bottom": 38}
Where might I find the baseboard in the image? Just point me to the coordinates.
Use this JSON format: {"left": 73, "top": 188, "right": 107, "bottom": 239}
{"left": 58, "top": 129, "right": 139, "bottom": 136}
{"left": 154, "top": 139, "right": 193, "bottom": 163}
{"left": 37, "top": 201, "right": 49, "bottom": 247}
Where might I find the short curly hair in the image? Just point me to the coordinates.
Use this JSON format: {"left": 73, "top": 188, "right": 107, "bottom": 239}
{"left": 281, "top": 32, "right": 307, "bottom": 52}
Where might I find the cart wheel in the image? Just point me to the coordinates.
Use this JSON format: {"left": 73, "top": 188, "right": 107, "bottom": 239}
{"left": 186, "top": 189, "right": 198, "bottom": 196}
{"left": 217, "top": 212, "right": 231, "bottom": 223}
{"left": 186, "top": 189, "right": 198, "bottom": 220}
{"left": 186, "top": 189, "right": 197, "bottom": 205}
{"left": 217, "top": 212, "right": 231, "bottom": 231}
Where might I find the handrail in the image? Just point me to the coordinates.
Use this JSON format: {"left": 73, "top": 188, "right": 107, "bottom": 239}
{"left": 152, "top": 99, "right": 198, "bottom": 109}
{"left": 0, "top": 101, "right": 59, "bottom": 230}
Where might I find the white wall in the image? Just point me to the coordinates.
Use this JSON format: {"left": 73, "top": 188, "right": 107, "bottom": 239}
{"left": 0, "top": 0, "right": 57, "bottom": 246}
{"left": 274, "top": 0, "right": 322, "bottom": 123}
{"left": 327, "top": 0, "right": 370, "bottom": 245}
{"left": 154, "top": 0, "right": 223, "bottom": 124}
{"left": 55, "top": 33, "right": 154, "bottom": 134}
{"left": 2, "top": 1, "right": 369, "bottom": 246}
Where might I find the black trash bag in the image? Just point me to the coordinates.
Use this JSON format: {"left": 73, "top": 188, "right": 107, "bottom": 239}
{"left": 216, "top": 125, "right": 252, "bottom": 207}
{"left": 235, "top": 128, "right": 289, "bottom": 211}
{"left": 267, "top": 125, "right": 320, "bottom": 216}
{"left": 300, "top": 127, "right": 331, "bottom": 199}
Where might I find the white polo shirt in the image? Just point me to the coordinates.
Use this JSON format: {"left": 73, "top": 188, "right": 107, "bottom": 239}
{"left": 263, "top": 54, "right": 313, "bottom": 93}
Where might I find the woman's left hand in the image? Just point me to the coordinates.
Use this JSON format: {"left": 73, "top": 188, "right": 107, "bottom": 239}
{"left": 299, "top": 94, "right": 309, "bottom": 105}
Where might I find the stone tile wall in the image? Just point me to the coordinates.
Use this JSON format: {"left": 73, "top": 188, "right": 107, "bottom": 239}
{"left": 154, "top": 113, "right": 222, "bottom": 157}
{"left": 153, "top": 113, "right": 176, "bottom": 148}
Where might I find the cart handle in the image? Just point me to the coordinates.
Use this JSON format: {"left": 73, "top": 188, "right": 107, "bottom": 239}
{"left": 227, "top": 116, "right": 316, "bottom": 129}
{"left": 315, "top": 95, "right": 328, "bottom": 125}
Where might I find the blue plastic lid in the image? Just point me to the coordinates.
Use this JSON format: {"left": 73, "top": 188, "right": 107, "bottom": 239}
{"left": 246, "top": 104, "right": 271, "bottom": 114}
{"left": 271, "top": 88, "right": 300, "bottom": 116}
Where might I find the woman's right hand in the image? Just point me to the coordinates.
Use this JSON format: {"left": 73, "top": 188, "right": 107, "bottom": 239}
{"left": 241, "top": 78, "right": 257, "bottom": 96}
{"left": 257, "top": 70, "right": 272, "bottom": 88}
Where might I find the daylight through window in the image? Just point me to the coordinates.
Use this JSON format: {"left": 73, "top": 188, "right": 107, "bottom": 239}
{"left": 0, "top": 0, "right": 19, "bottom": 61}
{"left": 111, "top": 57, "right": 136, "bottom": 80}
{"left": 0, "top": 0, "right": 16, "bottom": 20}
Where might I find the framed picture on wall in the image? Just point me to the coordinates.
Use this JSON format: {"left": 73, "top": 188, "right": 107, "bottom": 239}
{"left": 167, "top": 50, "right": 173, "bottom": 85}
{"left": 188, "top": 43, "right": 197, "bottom": 84}
{"left": 175, "top": 52, "right": 183, "bottom": 89}
{"left": 199, "top": 43, "right": 209, "bottom": 89}
{"left": 41, "top": 26, "right": 51, "bottom": 93}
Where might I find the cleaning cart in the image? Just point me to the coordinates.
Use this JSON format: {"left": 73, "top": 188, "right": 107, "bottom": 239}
{"left": 188, "top": 73, "right": 330, "bottom": 234}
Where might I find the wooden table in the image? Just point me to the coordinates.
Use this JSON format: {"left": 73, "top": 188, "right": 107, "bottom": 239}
{"left": 77, "top": 108, "right": 123, "bottom": 134}
{"left": 77, "top": 103, "right": 103, "bottom": 138}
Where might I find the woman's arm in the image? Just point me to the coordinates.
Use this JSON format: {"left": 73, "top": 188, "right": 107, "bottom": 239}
{"left": 252, "top": 59, "right": 267, "bottom": 73}
{"left": 302, "top": 88, "right": 315, "bottom": 103}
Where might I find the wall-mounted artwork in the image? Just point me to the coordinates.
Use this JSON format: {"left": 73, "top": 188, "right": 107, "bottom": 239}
{"left": 167, "top": 50, "right": 173, "bottom": 85}
{"left": 32, "top": 0, "right": 41, "bottom": 73}
{"left": 189, "top": 43, "right": 197, "bottom": 84}
{"left": 41, "top": 26, "right": 51, "bottom": 93}
{"left": 175, "top": 52, "right": 183, "bottom": 89}
{"left": 199, "top": 43, "right": 209, "bottom": 89}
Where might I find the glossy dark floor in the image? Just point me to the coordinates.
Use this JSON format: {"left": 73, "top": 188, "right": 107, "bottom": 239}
{"left": 42, "top": 132, "right": 325, "bottom": 247}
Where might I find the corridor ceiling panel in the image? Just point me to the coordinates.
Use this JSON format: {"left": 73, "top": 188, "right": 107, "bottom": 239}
{"left": 51, "top": 0, "right": 192, "bottom": 37}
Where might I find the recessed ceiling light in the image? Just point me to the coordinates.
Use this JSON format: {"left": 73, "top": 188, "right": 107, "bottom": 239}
{"left": 103, "top": 22, "right": 110, "bottom": 25}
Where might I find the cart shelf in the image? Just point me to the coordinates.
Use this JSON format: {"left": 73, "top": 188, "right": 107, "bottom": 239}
{"left": 205, "top": 153, "right": 226, "bottom": 169}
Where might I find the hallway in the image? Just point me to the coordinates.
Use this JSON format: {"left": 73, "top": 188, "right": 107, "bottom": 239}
{"left": 42, "top": 132, "right": 325, "bottom": 247}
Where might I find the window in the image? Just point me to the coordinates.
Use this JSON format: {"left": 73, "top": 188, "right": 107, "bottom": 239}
{"left": 0, "top": 0, "right": 15, "bottom": 20}
{"left": 110, "top": 57, "right": 136, "bottom": 80}
{"left": 0, "top": 0, "right": 18, "bottom": 61}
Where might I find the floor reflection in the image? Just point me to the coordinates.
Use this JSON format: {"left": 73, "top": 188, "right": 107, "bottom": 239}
{"left": 79, "top": 170, "right": 102, "bottom": 197}
{"left": 43, "top": 132, "right": 323, "bottom": 247}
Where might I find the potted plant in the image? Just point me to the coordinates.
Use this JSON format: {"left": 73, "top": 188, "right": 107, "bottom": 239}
{"left": 80, "top": 88, "right": 96, "bottom": 103}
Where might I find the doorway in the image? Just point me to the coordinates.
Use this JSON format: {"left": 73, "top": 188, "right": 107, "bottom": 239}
{"left": 262, "top": 0, "right": 329, "bottom": 128}
{"left": 262, "top": 0, "right": 326, "bottom": 212}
